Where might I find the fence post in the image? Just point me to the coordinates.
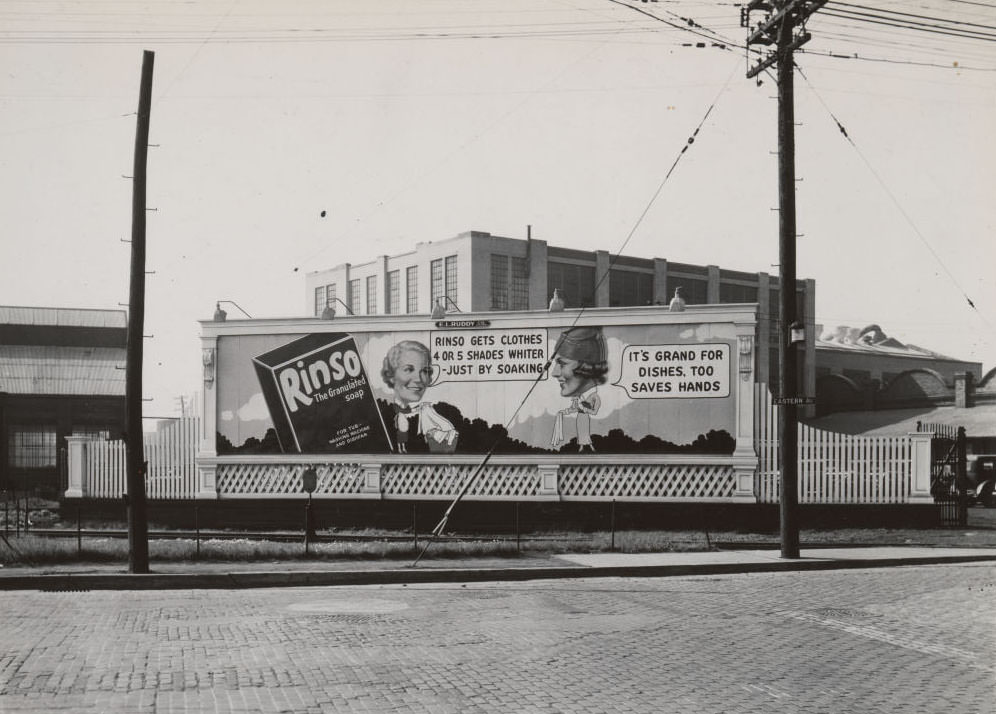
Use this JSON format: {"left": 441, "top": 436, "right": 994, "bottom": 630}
{"left": 610, "top": 499, "right": 616, "bottom": 552}
{"left": 514, "top": 502, "right": 520, "bottom": 553}
{"left": 412, "top": 502, "right": 418, "bottom": 552}
{"left": 957, "top": 427, "right": 968, "bottom": 526}
{"left": 65, "top": 436, "right": 88, "bottom": 498}
{"left": 908, "top": 432, "right": 934, "bottom": 504}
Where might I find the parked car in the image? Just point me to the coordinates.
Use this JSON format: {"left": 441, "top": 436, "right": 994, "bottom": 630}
{"left": 967, "top": 455, "right": 996, "bottom": 507}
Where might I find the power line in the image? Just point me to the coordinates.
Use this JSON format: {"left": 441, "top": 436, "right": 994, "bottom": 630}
{"left": 829, "top": 1, "right": 996, "bottom": 31}
{"left": 795, "top": 63, "right": 995, "bottom": 335}
{"left": 821, "top": 10, "right": 996, "bottom": 41}
{"left": 413, "top": 57, "right": 742, "bottom": 565}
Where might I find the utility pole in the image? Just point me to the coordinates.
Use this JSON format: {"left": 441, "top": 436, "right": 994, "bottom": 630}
{"left": 126, "top": 50, "right": 155, "bottom": 574}
{"left": 744, "top": 1, "right": 824, "bottom": 559}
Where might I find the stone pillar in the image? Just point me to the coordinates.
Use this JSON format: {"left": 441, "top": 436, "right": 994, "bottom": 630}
{"left": 198, "top": 335, "right": 219, "bottom": 499}
{"left": 908, "top": 432, "right": 934, "bottom": 503}
{"left": 65, "top": 435, "right": 88, "bottom": 499}
{"left": 732, "top": 330, "right": 758, "bottom": 502}
{"left": 361, "top": 463, "right": 382, "bottom": 495}
{"left": 707, "top": 265, "right": 720, "bottom": 304}
{"left": 379, "top": 255, "right": 389, "bottom": 315}
{"left": 595, "top": 250, "right": 611, "bottom": 307}
{"left": 528, "top": 239, "right": 549, "bottom": 309}
{"left": 802, "top": 278, "right": 817, "bottom": 419}
{"left": 653, "top": 258, "right": 669, "bottom": 305}
{"left": 537, "top": 464, "right": 559, "bottom": 497}
{"left": 197, "top": 463, "right": 218, "bottom": 500}
{"left": 756, "top": 272, "right": 771, "bottom": 386}
{"left": 954, "top": 372, "right": 974, "bottom": 408}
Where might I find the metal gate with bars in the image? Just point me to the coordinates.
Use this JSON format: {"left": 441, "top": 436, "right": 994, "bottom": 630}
{"left": 922, "top": 421, "right": 968, "bottom": 527}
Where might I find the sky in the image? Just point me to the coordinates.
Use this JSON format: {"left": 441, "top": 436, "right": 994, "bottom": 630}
{"left": 1, "top": 0, "right": 994, "bottom": 422}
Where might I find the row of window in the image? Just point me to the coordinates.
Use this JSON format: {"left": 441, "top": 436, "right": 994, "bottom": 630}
{"left": 6, "top": 426, "right": 112, "bottom": 469}
{"left": 313, "top": 257, "right": 454, "bottom": 316}
{"left": 315, "top": 255, "right": 798, "bottom": 315}
{"left": 490, "top": 254, "right": 529, "bottom": 310}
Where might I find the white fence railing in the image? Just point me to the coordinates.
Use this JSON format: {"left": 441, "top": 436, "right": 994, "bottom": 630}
{"left": 203, "top": 455, "right": 741, "bottom": 502}
{"left": 65, "top": 417, "right": 200, "bottom": 500}
{"left": 755, "top": 384, "right": 931, "bottom": 504}
{"left": 65, "top": 390, "right": 935, "bottom": 504}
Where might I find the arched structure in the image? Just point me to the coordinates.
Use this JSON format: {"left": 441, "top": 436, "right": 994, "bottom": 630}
{"left": 878, "top": 368, "right": 950, "bottom": 409}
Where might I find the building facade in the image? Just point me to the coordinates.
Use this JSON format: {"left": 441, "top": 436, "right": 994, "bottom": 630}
{"left": 814, "top": 323, "right": 983, "bottom": 414}
{"left": 304, "top": 230, "right": 817, "bottom": 390}
{"left": 0, "top": 306, "right": 127, "bottom": 497}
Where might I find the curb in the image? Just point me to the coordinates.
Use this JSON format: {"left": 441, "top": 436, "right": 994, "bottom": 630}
{"left": 2, "top": 552, "right": 995, "bottom": 591}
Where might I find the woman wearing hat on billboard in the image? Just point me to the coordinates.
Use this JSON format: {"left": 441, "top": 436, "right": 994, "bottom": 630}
{"left": 550, "top": 326, "right": 609, "bottom": 452}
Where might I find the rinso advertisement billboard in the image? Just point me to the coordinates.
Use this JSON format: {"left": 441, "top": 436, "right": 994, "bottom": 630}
{"left": 215, "top": 321, "right": 737, "bottom": 456}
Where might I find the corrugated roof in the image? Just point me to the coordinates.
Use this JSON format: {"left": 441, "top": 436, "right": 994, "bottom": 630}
{"left": 0, "top": 306, "right": 127, "bottom": 329}
{"left": 0, "top": 345, "right": 126, "bottom": 396}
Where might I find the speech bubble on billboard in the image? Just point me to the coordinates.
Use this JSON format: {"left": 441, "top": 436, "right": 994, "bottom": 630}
{"left": 613, "top": 343, "right": 730, "bottom": 399}
{"left": 430, "top": 328, "right": 548, "bottom": 383}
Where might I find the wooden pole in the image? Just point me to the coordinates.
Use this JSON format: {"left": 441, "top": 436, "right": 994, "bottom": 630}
{"left": 126, "top": 50, "right": 154, "bottom": 574}
{"left": 776, "top": 16, "right": 800, "bottom": 559}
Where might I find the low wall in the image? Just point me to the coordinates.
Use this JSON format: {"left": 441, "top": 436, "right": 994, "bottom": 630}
{"left": 58, "top": 499, "right": 946, "bottom": 534}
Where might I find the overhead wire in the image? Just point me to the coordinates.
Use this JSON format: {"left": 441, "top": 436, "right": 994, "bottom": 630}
{"left": 412, "top": 56, "right": 742, "bottom": 566}
{"left": 794, "top": 62, "right": 995, "bottom": 336}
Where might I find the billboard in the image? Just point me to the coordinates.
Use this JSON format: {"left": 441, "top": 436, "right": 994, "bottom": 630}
{"left": 215, "top": 320, "right": 738, "bottom": 456}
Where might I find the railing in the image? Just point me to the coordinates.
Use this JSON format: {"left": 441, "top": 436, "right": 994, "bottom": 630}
{"left": 206, "top": 454, "right": 741, "bottom": 502}
{"left": 65, "top": 417, "right": 200, "bottom": 500}
{"left": 755, "top": 384, "right": 929, "bottom": 504}
{"left": 65, "top": 390, "right": 936, "bottom": 505}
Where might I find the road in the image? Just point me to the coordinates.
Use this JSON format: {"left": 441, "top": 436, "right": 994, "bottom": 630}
{"left": 0, "top": 563, "right": 993, "bottom": 713}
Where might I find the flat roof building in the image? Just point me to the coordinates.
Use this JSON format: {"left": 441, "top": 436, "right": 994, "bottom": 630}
{"left": 0, "top": 306, "right": 127, "bottom": 497}
{"left": 304, "top": 229, "right": 817, "bottom": 389}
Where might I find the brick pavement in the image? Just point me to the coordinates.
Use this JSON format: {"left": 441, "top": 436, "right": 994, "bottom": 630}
{"left": 0, "top": 563, "right": 993, "bottom": 713}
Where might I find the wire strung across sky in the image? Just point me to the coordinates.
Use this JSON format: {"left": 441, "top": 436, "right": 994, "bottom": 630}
{"left": 794, "top": 62, "right": 994, "bottom": 337}
{"left": 412, "top": 57, "right": 743, "bottom": 566}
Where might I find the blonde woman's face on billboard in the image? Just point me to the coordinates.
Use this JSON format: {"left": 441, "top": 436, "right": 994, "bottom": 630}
{"left": 393, "top": 348, "right": 431, "bottom": 404}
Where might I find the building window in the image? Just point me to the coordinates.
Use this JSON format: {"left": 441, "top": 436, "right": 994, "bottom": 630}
{"left": 719, "top": 282, "right": 758, "bottom": 304}
{"left": 609, "top": 269, "right": 653, "bottom": 307}
{"left": 348, "top": 279, "right": 360, "bottom": 315}
{"left": 366, "top": 276, "right": 377, "bottom": 315}
{"left": 669, "top": 277, "right": 708, "bottom": 305}
{"left": 386, "top": 270, "right": 400, "bottom": 315}
{"left": 547, "top": 261, "right": 596, "bottom": 309}
{"left": 8, "top": 426, "right": 57, "bottom": 469}
{"left": 510, "top": 257, "right": 528, "bottom": 310}
{"left": 325, "top": 284, "right": 336, "bottom": 312}
{"left": 406, "top": 266, "right": 418, "bottom": 313}
{"left": 314, "top": 286, "right": 327, "bottom": 317}
{"left": 490, "top": 255, "right": 509, "bottom": 310}
{"left": 430, "top": 255, "right": 458, "bottom": 310}
{"left": 445, "top": 255, "right": 458, "bottom": 308}
{"left": 431, "top": 259, "right": 444, "bottom": 309}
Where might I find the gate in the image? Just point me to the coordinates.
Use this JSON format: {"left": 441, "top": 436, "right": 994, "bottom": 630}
{"left": 921, "top": 422, "right": 967, "bottom": 527}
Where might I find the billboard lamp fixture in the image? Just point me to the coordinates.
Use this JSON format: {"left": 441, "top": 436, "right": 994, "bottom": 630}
{"left": 214, "top": 300, "right": 253, "bottom": 321}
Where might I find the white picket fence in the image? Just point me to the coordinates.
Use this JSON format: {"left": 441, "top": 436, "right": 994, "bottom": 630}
{"left": 755, "top": 384, "right": 912, "bottom": 503}
{"left": 72, "top": 417, "right": 200, "bottom": 500}
{"left": 67, "top": 391, "right": 925, "bottom": 504}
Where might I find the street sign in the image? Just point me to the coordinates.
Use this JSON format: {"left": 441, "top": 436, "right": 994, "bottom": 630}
{"left": 773, "top": 396, "right": 816, "bottom": 406}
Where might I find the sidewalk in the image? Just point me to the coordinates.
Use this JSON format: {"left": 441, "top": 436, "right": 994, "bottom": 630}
{"left": 1, "top": 545, "right": 994, "bottom": 591}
